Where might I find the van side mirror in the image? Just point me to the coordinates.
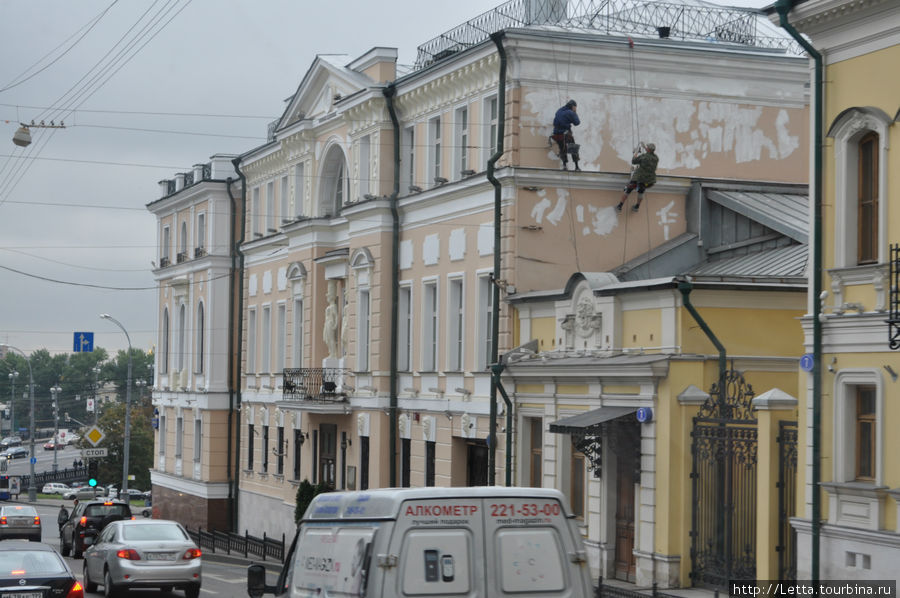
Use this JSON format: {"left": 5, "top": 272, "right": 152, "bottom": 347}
{"left": 247, "top": 564, "right": 274, "bottom": 597}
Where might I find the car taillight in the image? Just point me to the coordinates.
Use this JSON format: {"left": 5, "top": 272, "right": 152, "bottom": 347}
{"left": 66, "top": 580, "right": 84, "bottom": 598}
{"left": 0, "top": 516, "right": 6, "bottom": 525}
{"left": 182, "top": 548, "right": 202, "bottom": 560}
{"left": 116, "top": 549, "right": 141, "bottom": 560}
{"left": 79, "top": 516, "right": 87, "bottom": 526}
{"left": 33, "top": 516, "right": 40, "bottom": 525}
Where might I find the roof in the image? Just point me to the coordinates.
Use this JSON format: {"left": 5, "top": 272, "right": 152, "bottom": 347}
{"left": 549, "top": 406, "right": 638, "bottom": 434}
{"left": 707, "top": 189, "right": 808, "bottom": 243}
{"left": 688, "top": 243, "right": 807, "bottom": 281}
{"left": 305, "top": 487, "right": 572, "bottom": 521}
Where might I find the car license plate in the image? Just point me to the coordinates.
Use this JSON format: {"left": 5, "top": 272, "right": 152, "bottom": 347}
{"left": 146, "top": 552, "right": 176, "bottom": 561}
{"left": 2, "top": 592, "right": 43, "bottom": 598}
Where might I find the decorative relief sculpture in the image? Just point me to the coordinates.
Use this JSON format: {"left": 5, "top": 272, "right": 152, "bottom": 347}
{"left": 323, "top": 280, "right": 339, "bottom": 359}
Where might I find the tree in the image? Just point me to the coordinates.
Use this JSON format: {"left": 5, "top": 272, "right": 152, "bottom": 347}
{"left": 294, "top": 480, "right": 333, "bottom": 524}
{"left": 83, "top": 400, "right": 154, "bottom": 491}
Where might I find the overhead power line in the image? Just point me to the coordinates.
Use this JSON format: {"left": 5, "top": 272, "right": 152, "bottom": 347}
{"left": 0, "top": 103, "right": 276, "bottom": 120}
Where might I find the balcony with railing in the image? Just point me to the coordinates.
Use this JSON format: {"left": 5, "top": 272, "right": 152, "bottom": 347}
{"left": 194, "top": 246, "right": 206, "bottom": 259}
{"left": 281, "top": 368, "right": 350, "bottom": 404}
{"left": 159, "top": 256, "right": 171, "bottom": 268}
{"left": 176, "top": 251, "right": 189, "bottom": 264}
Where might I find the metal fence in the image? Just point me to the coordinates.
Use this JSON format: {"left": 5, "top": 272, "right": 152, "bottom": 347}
{"left": 186, "top": 527, "right": 285, "bottom": 563}
{"left": 17, "top": 466, "right": 88, "bottom": 492}
{"left": 596, "top": 577, "right": 684, "bottom": 598}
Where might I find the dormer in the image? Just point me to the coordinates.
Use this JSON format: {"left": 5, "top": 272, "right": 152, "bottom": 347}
{"left": 347, "top": 47, "right": 398, "bottom": 84}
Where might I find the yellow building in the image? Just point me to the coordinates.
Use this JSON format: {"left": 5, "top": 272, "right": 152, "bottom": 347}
{"left": 773, "top": 0, "right": 900, "bottom": 581}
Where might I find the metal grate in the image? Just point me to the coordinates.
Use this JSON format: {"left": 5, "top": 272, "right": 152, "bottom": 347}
{"left": 282, "top": 368, "right": 350, "bottom": 402}
{"left": 776, "top": 421, "right": 798, "bottom": 581}
{"left": 414, "top": 0, "right": 802, "bottom": 70}
{"left": 889, "top": 243, "right": 900, "bottom": 349}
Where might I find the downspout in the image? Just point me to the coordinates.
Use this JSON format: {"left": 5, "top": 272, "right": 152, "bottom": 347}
{"left": 383, "top": 83, "right": 401, "bottom": 487}
{"left": 228, "top": 158, "right": 247, "bottom": 531}
{"left": 487, "top": 31, "right": 507, "bottom": 486}
{"left": 677, "top": 279, "right": 726, "bottom": 391}
{"left": 773, "top": 1, "right": 823, "bottom": 586}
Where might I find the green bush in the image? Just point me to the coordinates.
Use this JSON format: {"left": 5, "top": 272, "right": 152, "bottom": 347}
{"left": 294, "top": 480, "right": 333, "bottom": 524}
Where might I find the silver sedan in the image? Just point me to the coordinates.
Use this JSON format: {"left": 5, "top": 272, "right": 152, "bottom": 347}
{"left": 83, "top": 519, "right": 202, "bottom": 598}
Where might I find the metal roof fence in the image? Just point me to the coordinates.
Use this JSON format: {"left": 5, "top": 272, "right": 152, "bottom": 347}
{"left": 413, "top": 0, "right": 803, "bottom": 70}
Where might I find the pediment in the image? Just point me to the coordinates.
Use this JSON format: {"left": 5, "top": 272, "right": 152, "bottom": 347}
{"left": 277, "top": 56, "right": 373, "bottom": 130}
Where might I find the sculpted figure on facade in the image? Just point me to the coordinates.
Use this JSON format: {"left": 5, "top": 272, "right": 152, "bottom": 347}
{"left": 323, "top": 280, "right": 339, "bottom": 359}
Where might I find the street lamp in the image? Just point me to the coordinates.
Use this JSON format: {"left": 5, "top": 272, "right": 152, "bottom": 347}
{"left": 50, "top": 384, "right": 61, "bottom": 472}
{"left": 100, "top": 314, "right": 132, "bottom": 498}
{"left": 1, "top": 345, "right": 36, "bottom": 501}
{"left": 92, "top": 366, "right": 101, "bottom": 425}
{"left": 7, "top": 371, "right": 17, "bottom": 437}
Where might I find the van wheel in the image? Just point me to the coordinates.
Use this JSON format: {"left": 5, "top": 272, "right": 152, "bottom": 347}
{"left": 83, "top": 563, "right": 98, "bottom": 593}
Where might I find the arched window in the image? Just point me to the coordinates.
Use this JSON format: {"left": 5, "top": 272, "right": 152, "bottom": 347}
{"left": 857, "top": 132, "right": 878, "bottom": 264}
{"left": 318, "top": 144, "right": 348, "bottom": 217}
{"left": 177, "top": 304, "right": 186, "bottom": 371}
{"left": 161, "top": 308, "right": 170, "bottom": 374}
{"left": 195, "top": 303, "right": 205, "bottom": 374}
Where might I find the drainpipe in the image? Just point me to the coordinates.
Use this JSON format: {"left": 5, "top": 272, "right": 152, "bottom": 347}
{"left": 228, "top": 158, "right": 248, "bottom": 531}
{"left": 382, "top": 83, "right": 401, "bottom": 487}
{"left": 677, "top": 279, "right": 726, "bottom": 393}
{"left": 487, "top": 31, "right": 507, "bottom": 486}
{"left": 773, "top": 0, "right": 823, "bottom": 586}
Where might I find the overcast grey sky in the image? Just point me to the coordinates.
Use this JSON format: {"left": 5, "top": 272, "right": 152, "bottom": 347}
{"left": 0, "top": 0, "right": 770, "bottom": 357}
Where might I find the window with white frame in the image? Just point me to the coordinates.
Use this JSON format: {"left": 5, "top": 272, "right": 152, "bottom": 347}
{"left": 423, "top": 280, "right": 438, "bottom": 371}
{"left": 180, "top": 221, "right": 187, "bottom": 256}
{"left": 162, "top": 226, "right": 170, "bottom": 263}
{"left": 829, "top": 108, "right": 890, "bottom": 268}
{"left": 293, "top": 163, "right": 305, "bottom": 218}
{"left": 177, "top": 303, "right": 186, "bottom": 372}
{"left": 448, "top": 277, "right": 464, "bottom": 371}
{"left": 280, "top": 175, "right": 289, "bottom": 227}
{"left": 196, "top": 213, "right": 206, "bottom": 252}
{"left": 247, "top": 308, "right": 257, "bottom": 374}
{"left": 403, "top": 125, "right": 415, "bottom": 192}
{"left": 175, "top": 415, "right": 183, "bottom": 458}
{"left": 359, "top": 134, "right": 371, "bottom": 200}
{"left": 276, "top": 303, "right": 286, "bottom": 373}
{"left": 484, "top": 96, "right": 498, "bottom": 162}
{"left": 833, "top": 370, "right": 883, "bottom": 484}
{"left": 266, "top": 181, "right": 275, "bottom": 233}
{"left": 357, "top": 288, "right": 370, "bottom": 371}
{"left": 195, "top": 302, "right": 204, "bottom": 374}
{"left": 455, "top": 106, "right": 468, "bottom": 179}
{"left": 429, "top": 116, "right": 441, "bottom": 184}
{"left": 252, "top": 186, "right": 262, "bottom": 237}
{"left": 399, "top": 285, "right": 412, "bottom": 371}
{"left": 478, "top": 274, "right": 493, "bottom": 369}
{"left": 292, "top": 298, "right": 303, "bottom": 367}
{"left": 161, "top": 308, "right": 169, "bottom": 374}
{"left": 261, "top": 305, "right": 271, "bottom": 374}
{"left": 193, "top": 417, "right": 201, "bottom": 463}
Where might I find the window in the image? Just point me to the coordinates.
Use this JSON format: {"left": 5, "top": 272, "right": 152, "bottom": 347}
{"left": 162, "top": 226, "right": 170, "bottom": 262}
{"left": 401, "top": 438, "right": 411, "bottom": 487}
{"left": 196, "top": 213, "right": 206, "bottom": 251}
{"left": 858, "top": 133, "right": 878, "bottom": 264}
{"left": 456, "top": 106, "right": 468, "bottom": 178}
{"left": 158, "top": 415, "right": 167, "bottom": 456}
{"left": 485, "top": 96, "right": 498, "bottom": 160}
{"left": 358, "top": 135, "right": 371, "bottom": 200}
{"left": 193, "top": 418, "right": 201, "bottom": 463}
{"left": 530, "top": 418, "right": 542, "bottom": 486}
{"left": 280, "top": 175, "right": 289, "bottom": 227}
{"left": 175, "top": 416, "right": 183, "bottom": 458}
{"left": 856, "top": 386, "right": 876, "bottom": 480}
{"left": 180, "top": 221, "right": 187, "bottom": 255}
{"left": 247, "top": 424, "right": 254, "bottom": 470}
{"left": 252, "top": 186, "right": 261, "bottom": 237}
{"left": 177, "top": 304, "right": 186, "bottom": 372}
{"left": 423, "top": 281, "right": 438, "bottom": 371}
{"left": 266, "top": 181, "right": 275, "bottom": 233}
{"left": 293, "top": 429, "right": 303, "bottom": 480}
{"left": 195, "top": 303, "right": 204, "bottom": 374}
{"left": 262, "top": 424, "right": 269, "bottom": 473}
{"left": 335, "top": 161, "right": 344, "bottom": 209}
{"left": 570, "top": 450, "right": 585, "bottom": 518}
{"left": 478, "top": 274, "right": 494, "bottom": 369}
{"left": 360, "top": 436, "right": 369, "bottom": 490}
{"left": 277, "top": 426, "right": 284, "bottom": 476}
{"left": 319, "top": 146, "right": 347, "bottom": 216}
{"left": 399, "top": 285, "right": 412, "bottom": 371}
{"left": 426, "top": 441, "right": 435, "bottom": 487}
{"left": 161, "top": 308, "right": 169, "bottom": 374}
{"left": 276, "top": 304, "right": 286, "bottom": 373}
{"left": 293, "top": 163, "right": 305, "bottom": 218}
{"left": 430, "top": 116, "right": 441, "bottom": 183}
{"left": 261, "top": 305, "right": 271, "bottom": 374}
{"left": 448, "top": 278, "right": 464, "bottom": 371}
{"left": 403, "top": 126, "right": 415, "bottom": 192}
{"left": 247, "top": 308, "right": 257, "bottom": 374}
{"left": 292, "top": 298, "right": 303, "bottom": 367}
{"left": 357, "top": 289, "right": 370, "bottom": 371}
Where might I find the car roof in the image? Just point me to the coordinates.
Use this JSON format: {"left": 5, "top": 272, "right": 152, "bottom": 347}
{"left": 82, "top": 499, "right": 129, "bottom": 506}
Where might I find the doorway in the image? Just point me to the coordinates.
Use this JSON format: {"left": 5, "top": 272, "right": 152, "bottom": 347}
{"left": 319, "top": 423, "right": 336, "bottom": 487}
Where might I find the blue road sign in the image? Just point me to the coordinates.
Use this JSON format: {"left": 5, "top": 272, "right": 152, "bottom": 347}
{"left": 800, "top": 353, "right": 814, "bottom": 372}
{"left": 74, "top": 332, "right": 94, "bottom": 353}
{"left": 29, "top": 457, "right": 36, "bottom": 465}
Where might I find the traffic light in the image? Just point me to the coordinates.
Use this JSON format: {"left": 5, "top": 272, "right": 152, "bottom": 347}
{"left": 88, "top": 460, "right": 98, "bottom": 486}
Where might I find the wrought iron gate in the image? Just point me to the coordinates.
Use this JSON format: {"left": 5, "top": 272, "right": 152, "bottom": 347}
{"left": 776, "top": 421, "right": 798, "bottom": 581}
{"left": 690, "top": 370, "right": 757, "bottom": 588}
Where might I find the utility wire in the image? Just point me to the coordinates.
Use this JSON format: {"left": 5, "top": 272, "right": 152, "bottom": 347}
{"left": 0, "top": 103, "right": 276, "bottom": 120}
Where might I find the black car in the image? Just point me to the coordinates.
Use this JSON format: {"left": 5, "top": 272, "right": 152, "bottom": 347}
{"left": 0, "top": 540, "right": 83, "bottom": 597}
{"left": 2, "top": 446, "right": 28, "bottom": 459}
{"left": 0, "top": 436, "right": 22, "bottom": 450}
{"left": 59, "top": 498, "right": 132, "bottom": 559}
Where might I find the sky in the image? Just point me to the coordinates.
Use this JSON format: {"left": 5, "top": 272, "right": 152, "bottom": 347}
{"left": 0, "top": 0, "right": 771, "bottom": 357}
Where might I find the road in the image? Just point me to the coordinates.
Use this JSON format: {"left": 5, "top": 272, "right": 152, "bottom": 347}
{"left": 5, "top": 442, "right": 84, "bottom": 476}
{"left": 30, "top": 501, "right": 281, "bottom": 598}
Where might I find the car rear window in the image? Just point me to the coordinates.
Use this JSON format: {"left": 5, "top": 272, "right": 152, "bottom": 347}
{"left": 1, "top": 506, "right": 37, "bottom": 516}
{"left": 123, "top": 523, "right": 187, "bottom": 541}
{"left": 85, "top": 504, "right": 130, "bottom": 518}
{"left": 0, "top": 550, "right": 67, "bottom": 575}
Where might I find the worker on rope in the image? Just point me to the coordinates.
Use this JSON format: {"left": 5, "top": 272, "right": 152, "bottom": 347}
{"left": 616, "top": 142, "right": 657, "bottom": 213}
{"left": 552, "top": 99, "right": 581, "bottom": 171}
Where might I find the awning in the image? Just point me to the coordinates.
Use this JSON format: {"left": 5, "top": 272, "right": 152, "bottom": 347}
{"left": 549, "top": 406, "right": 637, "bottom": 435}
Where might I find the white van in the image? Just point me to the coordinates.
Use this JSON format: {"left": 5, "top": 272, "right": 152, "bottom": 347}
{"left": 247, "top": 487, "right": 593, "bottom": 598}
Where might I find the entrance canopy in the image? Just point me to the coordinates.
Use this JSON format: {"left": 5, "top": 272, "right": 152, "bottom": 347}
{"left": 549, "top": 406, "right": 637, "bottom": 435}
